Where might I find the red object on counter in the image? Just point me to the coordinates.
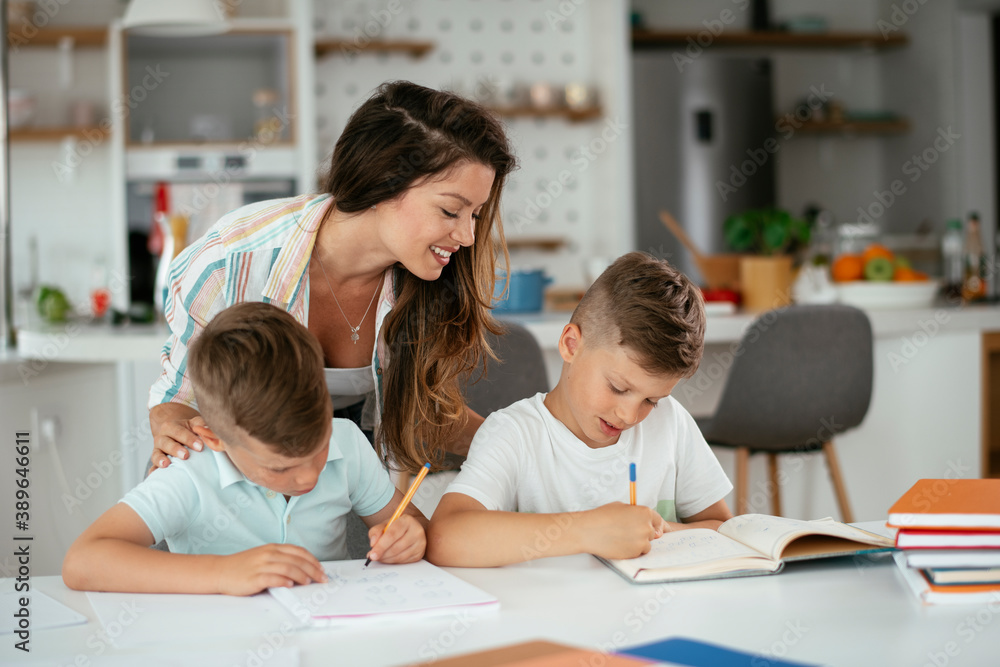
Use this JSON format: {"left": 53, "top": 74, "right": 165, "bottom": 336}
{"left": 90, "top": 288, "right": 111, "bottom": 319}
{"left": 701, "top": 286, "right": 741, "bottom": 305}
{"left": 147, "top": 181, "right": 169, "bottom": 257}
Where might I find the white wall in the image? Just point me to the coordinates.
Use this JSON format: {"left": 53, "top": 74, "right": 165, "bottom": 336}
{"left": 311, "top": 0, "right": 632, "bottom": 287}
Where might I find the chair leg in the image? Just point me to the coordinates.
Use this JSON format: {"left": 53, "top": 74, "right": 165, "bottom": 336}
{"left": 735, "top": 447, "right": 749, "bottom": 515}
{"left": 822, "top": 441, "right": 854, "bottom": 523}
{"left": 768, "top": 453, "right": 782, "bottom": 517}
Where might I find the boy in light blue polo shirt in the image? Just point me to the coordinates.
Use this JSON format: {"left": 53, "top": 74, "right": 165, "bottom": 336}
{"left": 63, "top": 302, "right": 426, "bottom": 596}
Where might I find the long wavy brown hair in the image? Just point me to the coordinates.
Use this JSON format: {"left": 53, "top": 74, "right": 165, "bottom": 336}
{"left": 322, "top": 81, "right": 516, "bottom": 473}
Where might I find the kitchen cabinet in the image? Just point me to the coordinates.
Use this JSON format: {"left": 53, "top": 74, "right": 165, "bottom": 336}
{"left": 124, "top": 28, "right": 296, "bottom": 146}
{"left": 631, "top": 30, "right": 909, "bottom": 50}
{"left": 6, "top": 26, "right": 109, "bottom": 142}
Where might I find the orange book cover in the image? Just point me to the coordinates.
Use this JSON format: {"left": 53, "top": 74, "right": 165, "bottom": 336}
{"left": 887, "top": 479, "right": 1000, "bottom": 530}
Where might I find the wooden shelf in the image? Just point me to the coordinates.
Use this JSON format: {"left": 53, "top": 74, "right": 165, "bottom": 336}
{"left": 10, "top": 126, "right": 108, "bottom": 142}
{"left": 314, "top": 38, "right": 434, "bottom": 58}
{"left": 489, "top": 105, "right": 602, "bottom": 123}
{"left": 506, "top": 237, "right": 567, "bottom": 252}
{"left": 7, "top": 26, "right": 107, "bottom": 49}
{"left": 632, "top": 30, "right": 908, "bottom": 50}
{"left": 785, "top": 118, "right": 911, "bottom": 135}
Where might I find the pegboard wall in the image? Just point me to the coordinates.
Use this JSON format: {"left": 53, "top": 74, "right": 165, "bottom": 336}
{"left": 312, "top": 0, "right": 617, "bottom": 286}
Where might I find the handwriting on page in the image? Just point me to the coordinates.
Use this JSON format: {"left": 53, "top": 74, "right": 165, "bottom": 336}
{"left": 268, "top": 559, "right": 497, "bottom": 624}
{"left": 621, "top": 529, "right": 763, "bottom": 569}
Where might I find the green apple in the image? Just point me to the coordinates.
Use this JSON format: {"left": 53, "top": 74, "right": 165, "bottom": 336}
{"left": 864, "top": 257, "right": 895, "bottom": 282}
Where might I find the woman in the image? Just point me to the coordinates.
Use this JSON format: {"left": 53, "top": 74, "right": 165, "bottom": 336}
{"left": 148, "top": 80, "right": 516, "bottom": 474}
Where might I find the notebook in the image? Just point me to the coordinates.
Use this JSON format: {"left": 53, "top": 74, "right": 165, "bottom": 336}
{"left": 1, "top": 590, "right": 87, "bottom": 634}
{"left": 618, "top": 637, "right": 820, "bottom": 666}
{"left": 893, "top": 552, "right": 1000, "bottom": 605}
{"left": 895, "top": 530, "right": 1000, "bottom": 549}
{"left": 268, "top": 559, "right": 499, "bottom": 626}
{"left": 598, "top": 514, "right": 894, "bottom": 584}
{"left": 887, "top": 479, "right": 1000, "bottom": 530}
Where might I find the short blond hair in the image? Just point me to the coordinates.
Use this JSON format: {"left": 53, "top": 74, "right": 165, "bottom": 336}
{"left": 188, "top": 302, "right": 331, "bottom": 456}
{"left": 571, "top": 252, "right": 705, "bottom": 378}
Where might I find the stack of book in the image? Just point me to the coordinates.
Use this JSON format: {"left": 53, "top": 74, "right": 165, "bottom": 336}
{"left": 888, "top": 478, "right": 1000, "bottom": 604}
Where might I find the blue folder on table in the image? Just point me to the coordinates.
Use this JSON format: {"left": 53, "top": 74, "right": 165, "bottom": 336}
{"left": 618, "top": 637, "right": 820, "bottom": 667}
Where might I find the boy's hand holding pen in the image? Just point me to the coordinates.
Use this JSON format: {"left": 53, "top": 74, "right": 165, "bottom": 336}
{"left": 365, "top": 463, "right": 430, "bottom": 566}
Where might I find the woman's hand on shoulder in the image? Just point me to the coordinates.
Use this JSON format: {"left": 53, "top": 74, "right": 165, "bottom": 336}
{"left": 148, "top": 402, "right": 207, "bottom": 473}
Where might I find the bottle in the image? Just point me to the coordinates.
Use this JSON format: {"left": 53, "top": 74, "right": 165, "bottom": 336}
{"left": 941, "top": 219, "right": 964, "bottom": 300}
{"left": 962, "top": 212, "right": 986, "bottom": 303}
{"left": 151, "top": 182, "right": 171, "bottom": 316}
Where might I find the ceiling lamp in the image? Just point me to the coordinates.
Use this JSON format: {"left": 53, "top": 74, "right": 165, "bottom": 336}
{"left": 122, "top": 0, "right": 230, "bottom": 36}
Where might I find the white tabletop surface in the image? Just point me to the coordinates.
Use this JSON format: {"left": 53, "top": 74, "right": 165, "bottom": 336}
{"left": 3, "top": 536, "right": 998, "bottom": 667}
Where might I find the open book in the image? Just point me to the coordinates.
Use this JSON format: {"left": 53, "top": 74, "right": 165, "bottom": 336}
{"left": 598, "top": 514, "right": 895, "bottom": 584}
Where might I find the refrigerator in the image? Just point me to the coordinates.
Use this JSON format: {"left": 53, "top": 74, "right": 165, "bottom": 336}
{"left": 632, "top": 54, "right": 776, "bottom": 284}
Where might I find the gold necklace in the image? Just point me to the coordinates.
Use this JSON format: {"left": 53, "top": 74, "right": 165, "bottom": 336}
{"left": 314, "top": 254, "right": 381, "bottom": 345}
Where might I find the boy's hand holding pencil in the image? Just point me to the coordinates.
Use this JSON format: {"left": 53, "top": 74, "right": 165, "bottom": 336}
{"left": 366, "top": 462, "right": 431, "bottom": 565}
{"left": 579, "top": 502, "right": 668, "bottom": 560}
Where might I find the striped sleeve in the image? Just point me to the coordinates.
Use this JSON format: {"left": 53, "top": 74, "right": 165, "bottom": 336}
{"left": 147, "top": 230, "right": 228, "bottom": 409}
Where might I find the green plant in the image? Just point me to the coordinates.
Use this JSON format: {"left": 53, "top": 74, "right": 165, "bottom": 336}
{"left": 723, "top": 208, "right": 811, "bottom": 256}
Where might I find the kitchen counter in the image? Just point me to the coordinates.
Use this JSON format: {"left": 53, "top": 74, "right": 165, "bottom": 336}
{"left": 508, "top": 300, "right": 1000, "bottom": 350}
{"left": 14, "top": 302, "right": 1000, "bottom": 363}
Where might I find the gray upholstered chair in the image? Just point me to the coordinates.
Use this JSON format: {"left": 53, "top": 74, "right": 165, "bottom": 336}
{"left": 695, "top": 304, "right": 873, "bottom": 522}
{"left": 345, "top": 321, "right": 549, "bottom": 558}
{"left": 462, "top": 320, "right": 550, "bottom": 418}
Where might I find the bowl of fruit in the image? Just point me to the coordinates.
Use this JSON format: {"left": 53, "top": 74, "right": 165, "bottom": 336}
{"left": 830, "top": 244, "right": 939, "bottom": 309}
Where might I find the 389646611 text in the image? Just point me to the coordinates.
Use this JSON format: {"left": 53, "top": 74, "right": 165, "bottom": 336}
{"left": 13, "top": 431, "right": 32, "bottom": 652}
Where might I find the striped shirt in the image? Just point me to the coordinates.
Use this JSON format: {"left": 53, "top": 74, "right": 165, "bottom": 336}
{"left": 148, "top": 194, "right": 395, "bottom": 430}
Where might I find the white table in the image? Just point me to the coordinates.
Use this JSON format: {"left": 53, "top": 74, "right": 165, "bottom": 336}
{"left": 3, "top": 547, "right": 998, "bottom": 667}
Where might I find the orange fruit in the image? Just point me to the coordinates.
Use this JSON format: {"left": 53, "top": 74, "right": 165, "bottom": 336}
{"left": 832, "top": 254, "right": 865, "bottom": 282}
{"left": 862, "top": 243, "right": 894, "bottom": 264}
{"left": 893, "top": 267, "right": 929, "bottom": 282}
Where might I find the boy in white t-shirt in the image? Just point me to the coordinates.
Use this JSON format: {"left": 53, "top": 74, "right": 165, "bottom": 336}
{"left": 427, "top": 252, "right": 733, "bottom": 567}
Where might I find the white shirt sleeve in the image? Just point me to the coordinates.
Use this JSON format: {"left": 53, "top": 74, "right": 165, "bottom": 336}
{"left": 444, "top": 411, "right": 525, "bottom": 511}
{"left": 670, "top": 402, "right": 734, "bottom": 519}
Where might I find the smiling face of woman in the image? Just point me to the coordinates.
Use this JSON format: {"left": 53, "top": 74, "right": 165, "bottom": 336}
{"left": 376, "top": 160, "right": 496, "bottom": 281}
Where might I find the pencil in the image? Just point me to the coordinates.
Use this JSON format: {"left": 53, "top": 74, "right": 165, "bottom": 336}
{"left": 629, "top": 462, "right": 636, "bottom": 505}
{"left": 364, "top": 462, "right": 431, "bottom": 567}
